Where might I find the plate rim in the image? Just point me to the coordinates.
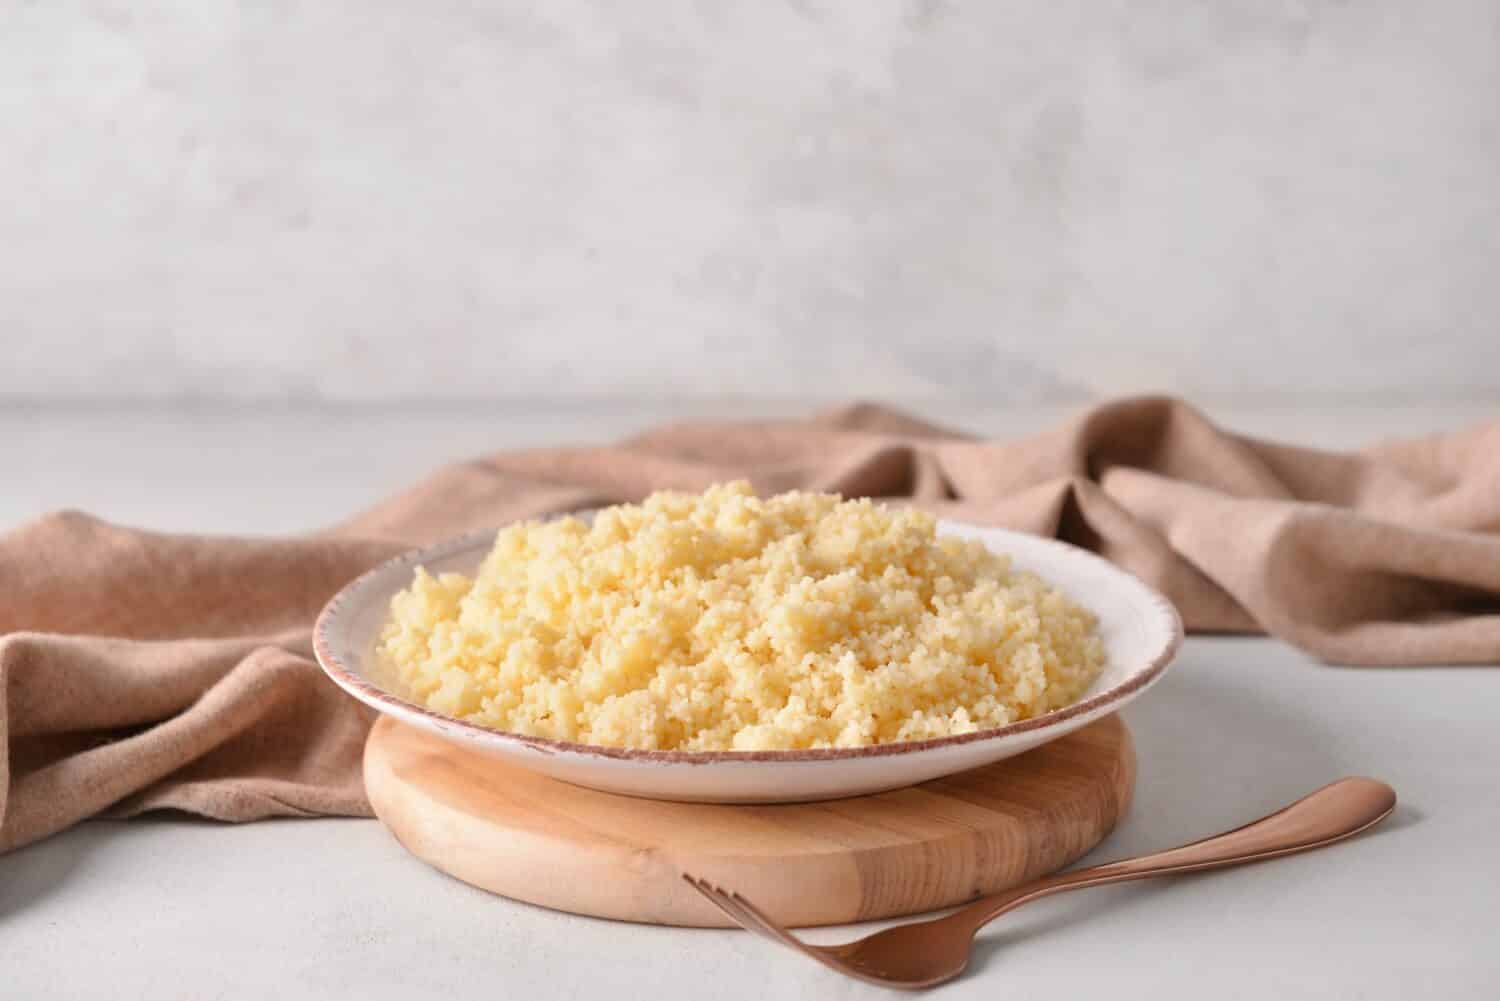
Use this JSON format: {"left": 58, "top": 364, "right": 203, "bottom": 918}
{"left": 314, "top": 520, "right": 1183, "bottom": 766}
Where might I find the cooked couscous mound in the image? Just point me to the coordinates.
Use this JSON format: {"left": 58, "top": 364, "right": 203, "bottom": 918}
{"left": 379, "top": 482, "right": 1105, "bottom": 751}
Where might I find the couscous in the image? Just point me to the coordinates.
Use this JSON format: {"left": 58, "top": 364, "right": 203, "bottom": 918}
{"left": 379, "top": 482, "right": 1105, "bottom": 751}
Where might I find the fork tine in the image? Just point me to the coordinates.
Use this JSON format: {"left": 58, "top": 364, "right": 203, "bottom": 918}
{"left": 681, "top": 875, "right": 892, "bottom": 986}
{"left": 726, "top": 890, "right": 814, "bottom": 950}
{"left": 690, "top": 879, "right": 797, "bottom": 950}
{"left": 681, "top": 875, "right": 779, "bottom": 940}
{"left": 721, "top": 888, "right": 885, "bottom": 984}
{"left": 685, "top": 878, "right": 749, "bottom": 929}
{"left": 685, "top": 876, "right": 807, "bottom": 949}
{"left": 712, "top": 888, "right": 786, "bottom": 941}
{"left": 710, "top": 888, "right": 792, "bottom": 948}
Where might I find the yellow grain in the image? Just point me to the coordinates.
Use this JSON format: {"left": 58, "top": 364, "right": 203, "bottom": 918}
{"left": 379, "top": 482, "right": 1105, "bottom": 751}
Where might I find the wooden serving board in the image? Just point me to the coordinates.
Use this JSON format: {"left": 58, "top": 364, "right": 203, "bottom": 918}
{"left": 364, "top": 714, "right": 1135, "bottom": 927}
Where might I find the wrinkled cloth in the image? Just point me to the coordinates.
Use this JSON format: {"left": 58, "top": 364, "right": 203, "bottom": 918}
{"left": 4, "top": 397, "right": 1498, "bottom": 853}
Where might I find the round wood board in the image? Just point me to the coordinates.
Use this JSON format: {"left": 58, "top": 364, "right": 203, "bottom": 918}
{"left": 364, "top": 714, "right": 1135, "bottom": 927}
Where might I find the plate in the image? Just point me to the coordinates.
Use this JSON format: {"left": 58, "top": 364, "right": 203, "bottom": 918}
{"left": 314, "top": 520, "right": 1181, "bottom": 803}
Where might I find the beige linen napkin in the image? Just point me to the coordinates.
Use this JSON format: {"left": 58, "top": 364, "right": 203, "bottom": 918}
{"left": 3, "top": 397, "right": 1498, "bottom": 854}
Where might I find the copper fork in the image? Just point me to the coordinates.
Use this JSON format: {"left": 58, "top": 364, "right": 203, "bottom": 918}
{"left": 683, "top": 776, "right": 1396, "bottom": 990}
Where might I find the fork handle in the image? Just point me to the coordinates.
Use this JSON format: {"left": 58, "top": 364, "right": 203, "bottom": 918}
{"left": 953, "top": 777, "right": 1396, "bottom": 934}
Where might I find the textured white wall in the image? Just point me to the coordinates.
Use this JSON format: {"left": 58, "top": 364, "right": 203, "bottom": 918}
{"left": 5, "top": 1, "right": 1499, "bottom": 406}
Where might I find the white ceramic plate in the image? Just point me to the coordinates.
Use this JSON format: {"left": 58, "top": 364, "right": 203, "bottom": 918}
{"left": 315, "top": 520, "right": 1182, "bottom": 803}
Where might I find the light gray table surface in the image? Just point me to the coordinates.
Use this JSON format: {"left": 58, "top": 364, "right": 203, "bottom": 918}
{"left": 3, "top": 404, "right": 1497, "bottom": 1001}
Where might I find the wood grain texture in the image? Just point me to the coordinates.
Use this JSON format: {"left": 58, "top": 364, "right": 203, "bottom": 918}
{"left": 364, "top": 714, "right": 1135, "bottom": 927}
